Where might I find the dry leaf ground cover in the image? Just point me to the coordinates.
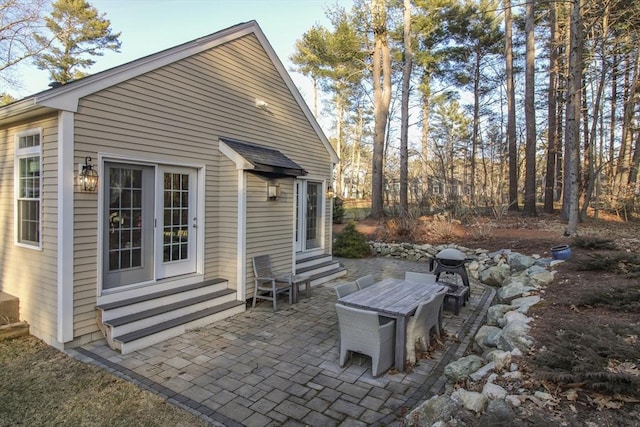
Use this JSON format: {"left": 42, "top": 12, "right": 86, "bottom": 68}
{"left": 342, "top": 212, "right": 640, "bottom": 425}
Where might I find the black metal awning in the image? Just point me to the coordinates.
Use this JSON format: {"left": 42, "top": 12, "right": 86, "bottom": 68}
{"left": 219, "top": 137, "right": 307, "bottom": 178}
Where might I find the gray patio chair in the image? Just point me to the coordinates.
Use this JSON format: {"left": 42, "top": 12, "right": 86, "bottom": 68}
{"left": 355, "top": 274, "right": 376, "bottom": 290}
{"left": 335, "top": 303, "right": 396, "bottom": 377}
{"left": 405, "top": 286, "right": 448, "bottom": 364}
{"left": 334, "top": 281, "right": 358, "bottom": 299}
{"left": 252, "top": 255, "right": 293, "bottom": 311}
{"left": 404, "top": 271, "right": 437, "bottom": 285}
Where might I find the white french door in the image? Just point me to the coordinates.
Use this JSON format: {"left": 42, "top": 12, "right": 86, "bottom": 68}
{"left": 296, "top": 180, "right": 323, "bottom": 253}
{"left": 155, "top": 166, "right": 197, "bottom": 278}
{"left": 103, "top": 162, "right": 198, "bottom": 290}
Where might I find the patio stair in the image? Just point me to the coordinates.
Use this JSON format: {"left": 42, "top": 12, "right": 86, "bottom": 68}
{"left": 96, "top": 279, "right": 245, "bottom": 354}
{"left": 296, "top": 252, "right": 346, "bottom": 286}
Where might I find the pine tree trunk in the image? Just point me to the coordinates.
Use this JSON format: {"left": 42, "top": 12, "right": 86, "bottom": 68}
{"left": 370, "top": 0, "right": 392, "bottom": 219}
{"left": 523, "top": 0, "right": 537, "bottom": 217}
{"left": 564, "top": 0, "right": 584, "bottom": 236}
{"left": 544, "top": 0, "right": 559, "bottom": 213}
{"left": 399, "top": 0, "right": 412, "bottom": 217}
{"left": 505, "top": 0, "right": 519, "bottom": 211}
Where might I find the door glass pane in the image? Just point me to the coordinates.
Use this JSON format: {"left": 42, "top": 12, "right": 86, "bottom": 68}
{"left": 163, "top": 172, "right": 190, "bottom": 263}
{"left": 108, "top": 167, "right": 143, "bottom": 272}
{"left": 306, "top": 182, "right": 321, "bottom": 249}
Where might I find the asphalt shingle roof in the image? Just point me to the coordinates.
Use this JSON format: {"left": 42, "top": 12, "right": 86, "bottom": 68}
{"left": 220, "top": 137, "right": 307, "bottom": 177}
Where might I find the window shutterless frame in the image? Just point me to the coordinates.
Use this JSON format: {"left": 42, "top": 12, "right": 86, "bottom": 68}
{"left": 15, "top": 129, "right": 42, "bottom": 249}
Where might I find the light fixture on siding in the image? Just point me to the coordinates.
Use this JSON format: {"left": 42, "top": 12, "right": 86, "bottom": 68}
{"left": 267, "top": 181, "right": 280, "bottom": 201}
{"left": 326, "top": 185, "right": 335, "bottom": 199}
{"left": 255, "top": 98, "right": 269, "bottom": 111}
{"left": 80, "top": 156, "right": 98, "bottom": 192}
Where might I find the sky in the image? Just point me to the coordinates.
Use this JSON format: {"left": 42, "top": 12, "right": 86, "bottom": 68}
{"left": 9, "top": 0, "right": 352, "bottom": 103}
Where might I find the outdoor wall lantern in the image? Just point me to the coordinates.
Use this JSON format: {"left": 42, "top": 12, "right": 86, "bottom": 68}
{"left": 80, "top": 156, "right": 99, "bottom": 192}
{"left": 326, "top": 185, "right": 335, "bottom": 199}
{"left": 267, "top": 181, "right": 280, "bottom": 201}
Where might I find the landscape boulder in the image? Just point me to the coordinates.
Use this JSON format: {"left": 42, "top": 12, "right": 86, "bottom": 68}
{"left": 444, "top": 354, "right": 484, "bottom": 382}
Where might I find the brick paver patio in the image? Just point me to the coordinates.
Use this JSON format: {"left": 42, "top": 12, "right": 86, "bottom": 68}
{"left": 68, "top": 257, "right": 494, "bottom": 426}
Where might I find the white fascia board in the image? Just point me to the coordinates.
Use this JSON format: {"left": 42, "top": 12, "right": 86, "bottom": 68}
{"left": 0, "top": 98, "right": 55, "bottom": 123}
{"left": 0, "top": 98, "right": 36, "bottom": 118}
{"left": 251, "top": 26, "right": 340, "bottom": 165}
{"left": 34, "top": 22, "right": 258, "bottom": 112}
{"left": 219, "top": 139, "right": 255, "bottom": 170}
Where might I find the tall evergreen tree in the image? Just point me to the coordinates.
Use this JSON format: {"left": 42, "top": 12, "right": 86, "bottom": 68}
{"left": 437, "top": 0, "right": 503, "bottom": 206}
{"left": 414, "top": 0, "right": 450, "bottom": 206}
{"left": 34, "top": 0, "right": 121, "bottom": 84}
{"left": 290, "top": 11, "right": 366, "bottom": 198}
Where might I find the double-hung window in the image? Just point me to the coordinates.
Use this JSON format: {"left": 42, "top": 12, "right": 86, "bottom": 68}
{"left": 15, "top": 130, "right": 42, "bottom": 248}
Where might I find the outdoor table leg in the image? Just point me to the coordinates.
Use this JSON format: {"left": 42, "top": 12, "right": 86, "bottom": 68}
{"left": 394, "top": 315, "right": 408, "bottom": 372}
{"left": 291, "top": 276, "right": 311, "bottom": 303}
{"left": 291, "top": 281, "right": 298, "bottom": 303}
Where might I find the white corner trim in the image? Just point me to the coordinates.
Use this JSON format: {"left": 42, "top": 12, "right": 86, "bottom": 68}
{"left": 291, "top": 181, "right": 298, "bottom": 273}
{"left": 57, "top": 111, "right": 74, "bottom": 343}
{"left": 237, "top": 170, "right": 247, "bottom": 301}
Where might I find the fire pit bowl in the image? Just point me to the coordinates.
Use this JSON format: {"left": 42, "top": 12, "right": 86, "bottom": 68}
{"left": 435, "top": 248, "right": 466, "bottom": 266}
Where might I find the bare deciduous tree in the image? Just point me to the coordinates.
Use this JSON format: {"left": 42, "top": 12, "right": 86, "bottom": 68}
{"left": 0, "top": 0, "right": 51, "bottom": 87}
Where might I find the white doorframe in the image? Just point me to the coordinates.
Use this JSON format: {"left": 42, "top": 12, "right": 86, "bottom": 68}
{"left": 155, "top": 165, "right": 198, "bottom": 278}
{"left": 295, "top": 178, "right": 325, "bottom": 253}
{"left": 100, "top": 159, "right": 201, "bottom": 293}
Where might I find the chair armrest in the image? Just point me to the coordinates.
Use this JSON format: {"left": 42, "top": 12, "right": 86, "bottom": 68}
{"left": 273, "top": 272, "right": 293, "bottom": 282}
{"left": 378, "top": 318, "right": 396, "bottom": 342}
{"left": 379, "top": 318, "right": 395, "bottom": 333}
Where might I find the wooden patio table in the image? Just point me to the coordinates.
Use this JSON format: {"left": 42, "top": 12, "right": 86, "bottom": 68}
{"left": 337, "top": 277, "right": 446, "bottom": 372}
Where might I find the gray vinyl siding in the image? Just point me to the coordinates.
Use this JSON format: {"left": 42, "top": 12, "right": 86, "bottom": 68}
{"left": 66, "top": 34, "right": 331, "bottom": 339}
{"left": 245, "top": 174, "right": 295, "bottom": 297}
{"left": 0, "top": 115, "right": 60, "bottom": 346}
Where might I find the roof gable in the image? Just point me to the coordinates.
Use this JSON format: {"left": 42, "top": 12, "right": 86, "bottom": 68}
{"left": 2, "top": 20, "right": 338, "bottom": 164}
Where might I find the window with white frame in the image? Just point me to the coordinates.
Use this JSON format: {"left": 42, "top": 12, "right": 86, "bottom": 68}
{"left": 15, "top": 130, "right": 41, "bottom": 247}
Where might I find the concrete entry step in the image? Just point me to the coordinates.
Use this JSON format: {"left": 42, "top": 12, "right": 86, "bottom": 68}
{"left": 96, "top": 279, "right": 245, "bottom": 354}
{"left": 295, "top": 253, "right": 347, "bottom": 286}
{"left": 0, "top": 291, "right": 20, "bottom": 324}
